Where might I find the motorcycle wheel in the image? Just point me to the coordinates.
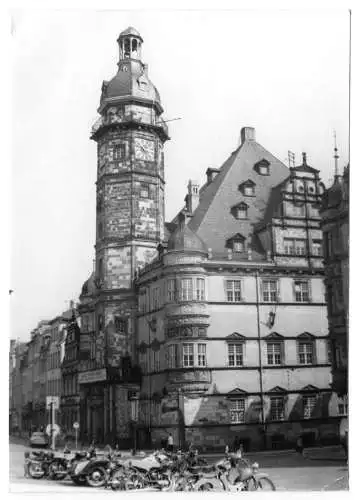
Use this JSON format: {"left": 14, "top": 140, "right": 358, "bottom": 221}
{"left": 28, "top": 463, "right": 45, "bottom": 479}
{"left": 86, "top": 466, "right": 108, "bottom": 488}
{"left": 198, "top": 482, "right": 216, "bottom": 491}
{"left": 48, "top": 462, "right": 68, "bottom": 480}
{"left": 249, "top": 477, "right": 276, "bottom": 491}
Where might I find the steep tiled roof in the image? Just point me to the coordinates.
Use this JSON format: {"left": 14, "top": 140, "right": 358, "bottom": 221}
{"left": 168, "top": 225, "right": 207, "bottom": 253}
{"left": 188, "top": 133, "right": 290, "bottom": 253}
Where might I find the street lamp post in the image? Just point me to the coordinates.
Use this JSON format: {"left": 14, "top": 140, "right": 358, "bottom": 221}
{"left": 130, "top": 396, "right": 139, "bottom": 455}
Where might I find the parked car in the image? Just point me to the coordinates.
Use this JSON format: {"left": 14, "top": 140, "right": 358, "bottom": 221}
{"left": 29, "top": 432, "right": 48, "bottom": 448}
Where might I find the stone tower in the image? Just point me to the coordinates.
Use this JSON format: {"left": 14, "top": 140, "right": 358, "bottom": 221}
{"left": 90, "top": 27, "right": 169, "bottom": 366}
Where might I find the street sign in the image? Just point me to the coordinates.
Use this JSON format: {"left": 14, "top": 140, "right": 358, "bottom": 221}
{"left": 73, "top": 422, "right": 80, "bottom": 430}
{"left": 46, "top": 396, "right": 60, "bottom": 410}
{"left": 46, "top": 423, "right": 60, "bottom": 437}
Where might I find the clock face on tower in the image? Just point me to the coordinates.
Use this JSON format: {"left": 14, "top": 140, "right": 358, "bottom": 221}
{"left": 135, "top": 138, "right": 155, "bottom": 161}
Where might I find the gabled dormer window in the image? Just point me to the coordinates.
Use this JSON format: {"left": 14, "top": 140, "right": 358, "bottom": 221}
{"left": 231, "top": 202, "right": 248, "bottom": 220}
{"left": 239, "top": 180, "right": 256, "bottom": 197}
{"left": 226, "top": 233, "right": 246, "bottom": 253}
{"left": 254, "top": 158, "right": 270, "bottom": 176}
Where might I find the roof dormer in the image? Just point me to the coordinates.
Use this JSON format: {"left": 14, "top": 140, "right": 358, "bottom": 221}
{"left": 238, "top": 179, "right": 256, "bottom": 197}
{"left": 231, "top": 201, "right": 249, "bottom": 220}
{"left": 254, "top": 158, "right": 270, "bottom": 176}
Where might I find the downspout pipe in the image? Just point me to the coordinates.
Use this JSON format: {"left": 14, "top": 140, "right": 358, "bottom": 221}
{"left": 255, "top": 270, "right": 267, "bottom": 449}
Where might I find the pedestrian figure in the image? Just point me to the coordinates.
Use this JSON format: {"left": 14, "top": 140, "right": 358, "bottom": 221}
{"left": 296, "top": 436, "right": 304, "bottom": 455}
{"left": 24, "top": 452, "right": 30, "bottom": 478}
{"left": 167, "top": 432, "right": 174, "bottom": 452}
{"left": 342, "top": 430, "right": 348, "bottom": 458}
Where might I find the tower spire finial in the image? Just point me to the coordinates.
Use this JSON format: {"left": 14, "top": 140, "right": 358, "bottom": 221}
{"left": 333, "top": 130, "right": 340, "bottom": 179}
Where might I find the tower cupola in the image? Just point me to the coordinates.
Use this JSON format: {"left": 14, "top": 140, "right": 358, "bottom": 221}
{"left": 117, "top": 27, "right": 143, "bottom": 62}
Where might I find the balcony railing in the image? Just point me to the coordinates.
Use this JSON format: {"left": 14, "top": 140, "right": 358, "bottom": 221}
{"left": 91, "top": 112, "right": 169, "bottom": 137}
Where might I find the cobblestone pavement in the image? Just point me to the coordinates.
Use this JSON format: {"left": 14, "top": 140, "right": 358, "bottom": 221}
{"left": 9, "top": 441, "right": 348, "bottom": 493}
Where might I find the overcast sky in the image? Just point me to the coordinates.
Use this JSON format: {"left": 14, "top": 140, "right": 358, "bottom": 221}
{"left": 10, "top": 8, "right": 350, "bottom": 341}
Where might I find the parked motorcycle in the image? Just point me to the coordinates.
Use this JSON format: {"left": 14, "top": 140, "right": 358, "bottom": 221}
{"left": 70, "top": 447, "right": 112, "bottom": 487}
{"left": 191, "top": 452, "right": 276, "bottom": 491}
{"left": 24, "top": 450, "right": 55, "bottom": 479}
{"left": 109, "top": 450, "right": 173, "bottom": 490}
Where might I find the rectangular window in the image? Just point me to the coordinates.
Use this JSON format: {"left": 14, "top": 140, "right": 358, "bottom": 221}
{"left": 267, "top": 342, "right": 282, "bottom": 365}
{"left": 140, "top": 183, "right": 149, "bottom": 198}
{"left": 180, "top": 278, "right": 193, "bottom": 301}
{"left": 303, "top": 394, "right": 317, "bottom": 419}
{"left": 337, "top": 396, "right": 348, "bottom": 416}
{"left": 196, "top": 278, "right": 205, "bottom": 301}
{"left": 233, "top": 240, "right": 245, "bottom": 252}
{"left": 197, "top": 344, "right": 206, "bottom": 367}
{"left": 115, "top": 317, "right": 127, "bottom": 334}
{"left": 244, "top": 185, "right": 255, "bottom": 196}
{"left": 270, "top": 396, "right": 285, "bottom": 421}
{"left": 312, "top": 240, "right": 323, "bottom": 257}
{"left": 294, "top": 280, "right": 309, "bottom": 302}
{"left": 167, "top": 279, "right": 176, "bottom": 302}
{"left": 228, "top": 343, "right": 243, "bottom": 367}
{"left": 230, "top": 399, "right": 245, "bottom": 423}
{"left": 295, "top": 239, "right": 307, "bottom": 256}
{"left": 113, "top": 143, "right": 125, "bottom": 161}
{"left": 167, "top": 344, "right": 178, "bottom": 369}
{"left": 152, "top": 288, "right": 159, "bottom": 310}
{"left": 298, "top": 342, "right": 314, "bottom": 365}
{"left": 236, "top": 209, "right": 247, "bottom": 220}
{"left": 226, "top": 280, "right": 242, "bottom": 302}
{"left": 284, "top": 238, "right": 307, "bottom": 256}
{"left": 262, "top": 280, "right": 278, "bottom": 302}
{"left": 153, "top": 350, "right": 160, "bottom": 372}
{"left": 183, "top": 343, "right": 194, "bottom": 367}
{"left": 293, "top": 204, "right": 305, "bottom": 217}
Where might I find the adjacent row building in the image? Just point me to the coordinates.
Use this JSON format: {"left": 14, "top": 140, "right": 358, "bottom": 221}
{"left": 9, "top": 27, "right": 348, "bottom": 451}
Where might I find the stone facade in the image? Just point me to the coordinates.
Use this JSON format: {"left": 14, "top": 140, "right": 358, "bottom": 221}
{"left": 76, "top": 27, "right": 168, "bottom": 446}
{"left": 320, "top": 166, "right": 349, "bottom": 397}
{"left": 135, "top": 134, "right": 344, "bottom": 451}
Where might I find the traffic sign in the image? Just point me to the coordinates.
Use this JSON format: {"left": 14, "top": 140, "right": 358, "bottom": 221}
{"left": 46, "top": 396, "right": 60, "bottom": 410}
{"left": 73, "top": 422, "right": 80, "bottom": 430}
{"left": 46, "top": 423, "right": 60, "bottom": 437}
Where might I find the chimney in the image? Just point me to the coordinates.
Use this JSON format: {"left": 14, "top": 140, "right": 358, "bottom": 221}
{"left": 241, "top": 127, "right": 256, "bottom": 144}
{"left": 186, "top": 180, "right": 199, "bottom": 214}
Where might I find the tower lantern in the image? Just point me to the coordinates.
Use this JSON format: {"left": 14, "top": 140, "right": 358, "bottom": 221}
{"left": 117, "top": 27, "right": 143, "bottom": 62}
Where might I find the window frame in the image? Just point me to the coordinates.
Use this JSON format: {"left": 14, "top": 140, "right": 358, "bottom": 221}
{"left": 270, "top": 396, "right": 285, "bottom": 421}
{"left": 113, "top": 143, "right": 125, "bottom": 161}
{"left": 266, "top": 342, "right": 283, "bottom": 366}
{"left": 294, "top": 280, "right": 310, "bottom": 303}
{"left": 140, "top": 182, "right": 149, "bottom": 198}
{"left": 182, "top": 343, "right": 194, "bottom": 367}
{"left": 230, "top": 398, "right": 246, "bottom": 423}
{"left": 226, "top": 280, "right": 242, "bottom": 302}
{"left": 283, "top": 238, "right": 307, "bottom": 256}
{"left": 337, "top": 395, "right": 348, "bottom": 416}
{"left": 228, "top": 343, "right": 244, "bottom": 367}
{"left": 302, "top": 394, "right": 317, "bottom": 419}
{"left": 180, "top": 278, "right": 193, "bottom": 301}
{"left": 167, "top": 278, "right": 176, "bottom": 302}
{"left": 298, "top": 340, "right": 314, "bottom": 365}
{"left": 233, "top": 240, "right": 245, "bottom": 252}
{"left": 262, "top": 279, "right": 278, "bottom": 303}
{"left": 312, "top": 240, "right": 323, "bottom": 257}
